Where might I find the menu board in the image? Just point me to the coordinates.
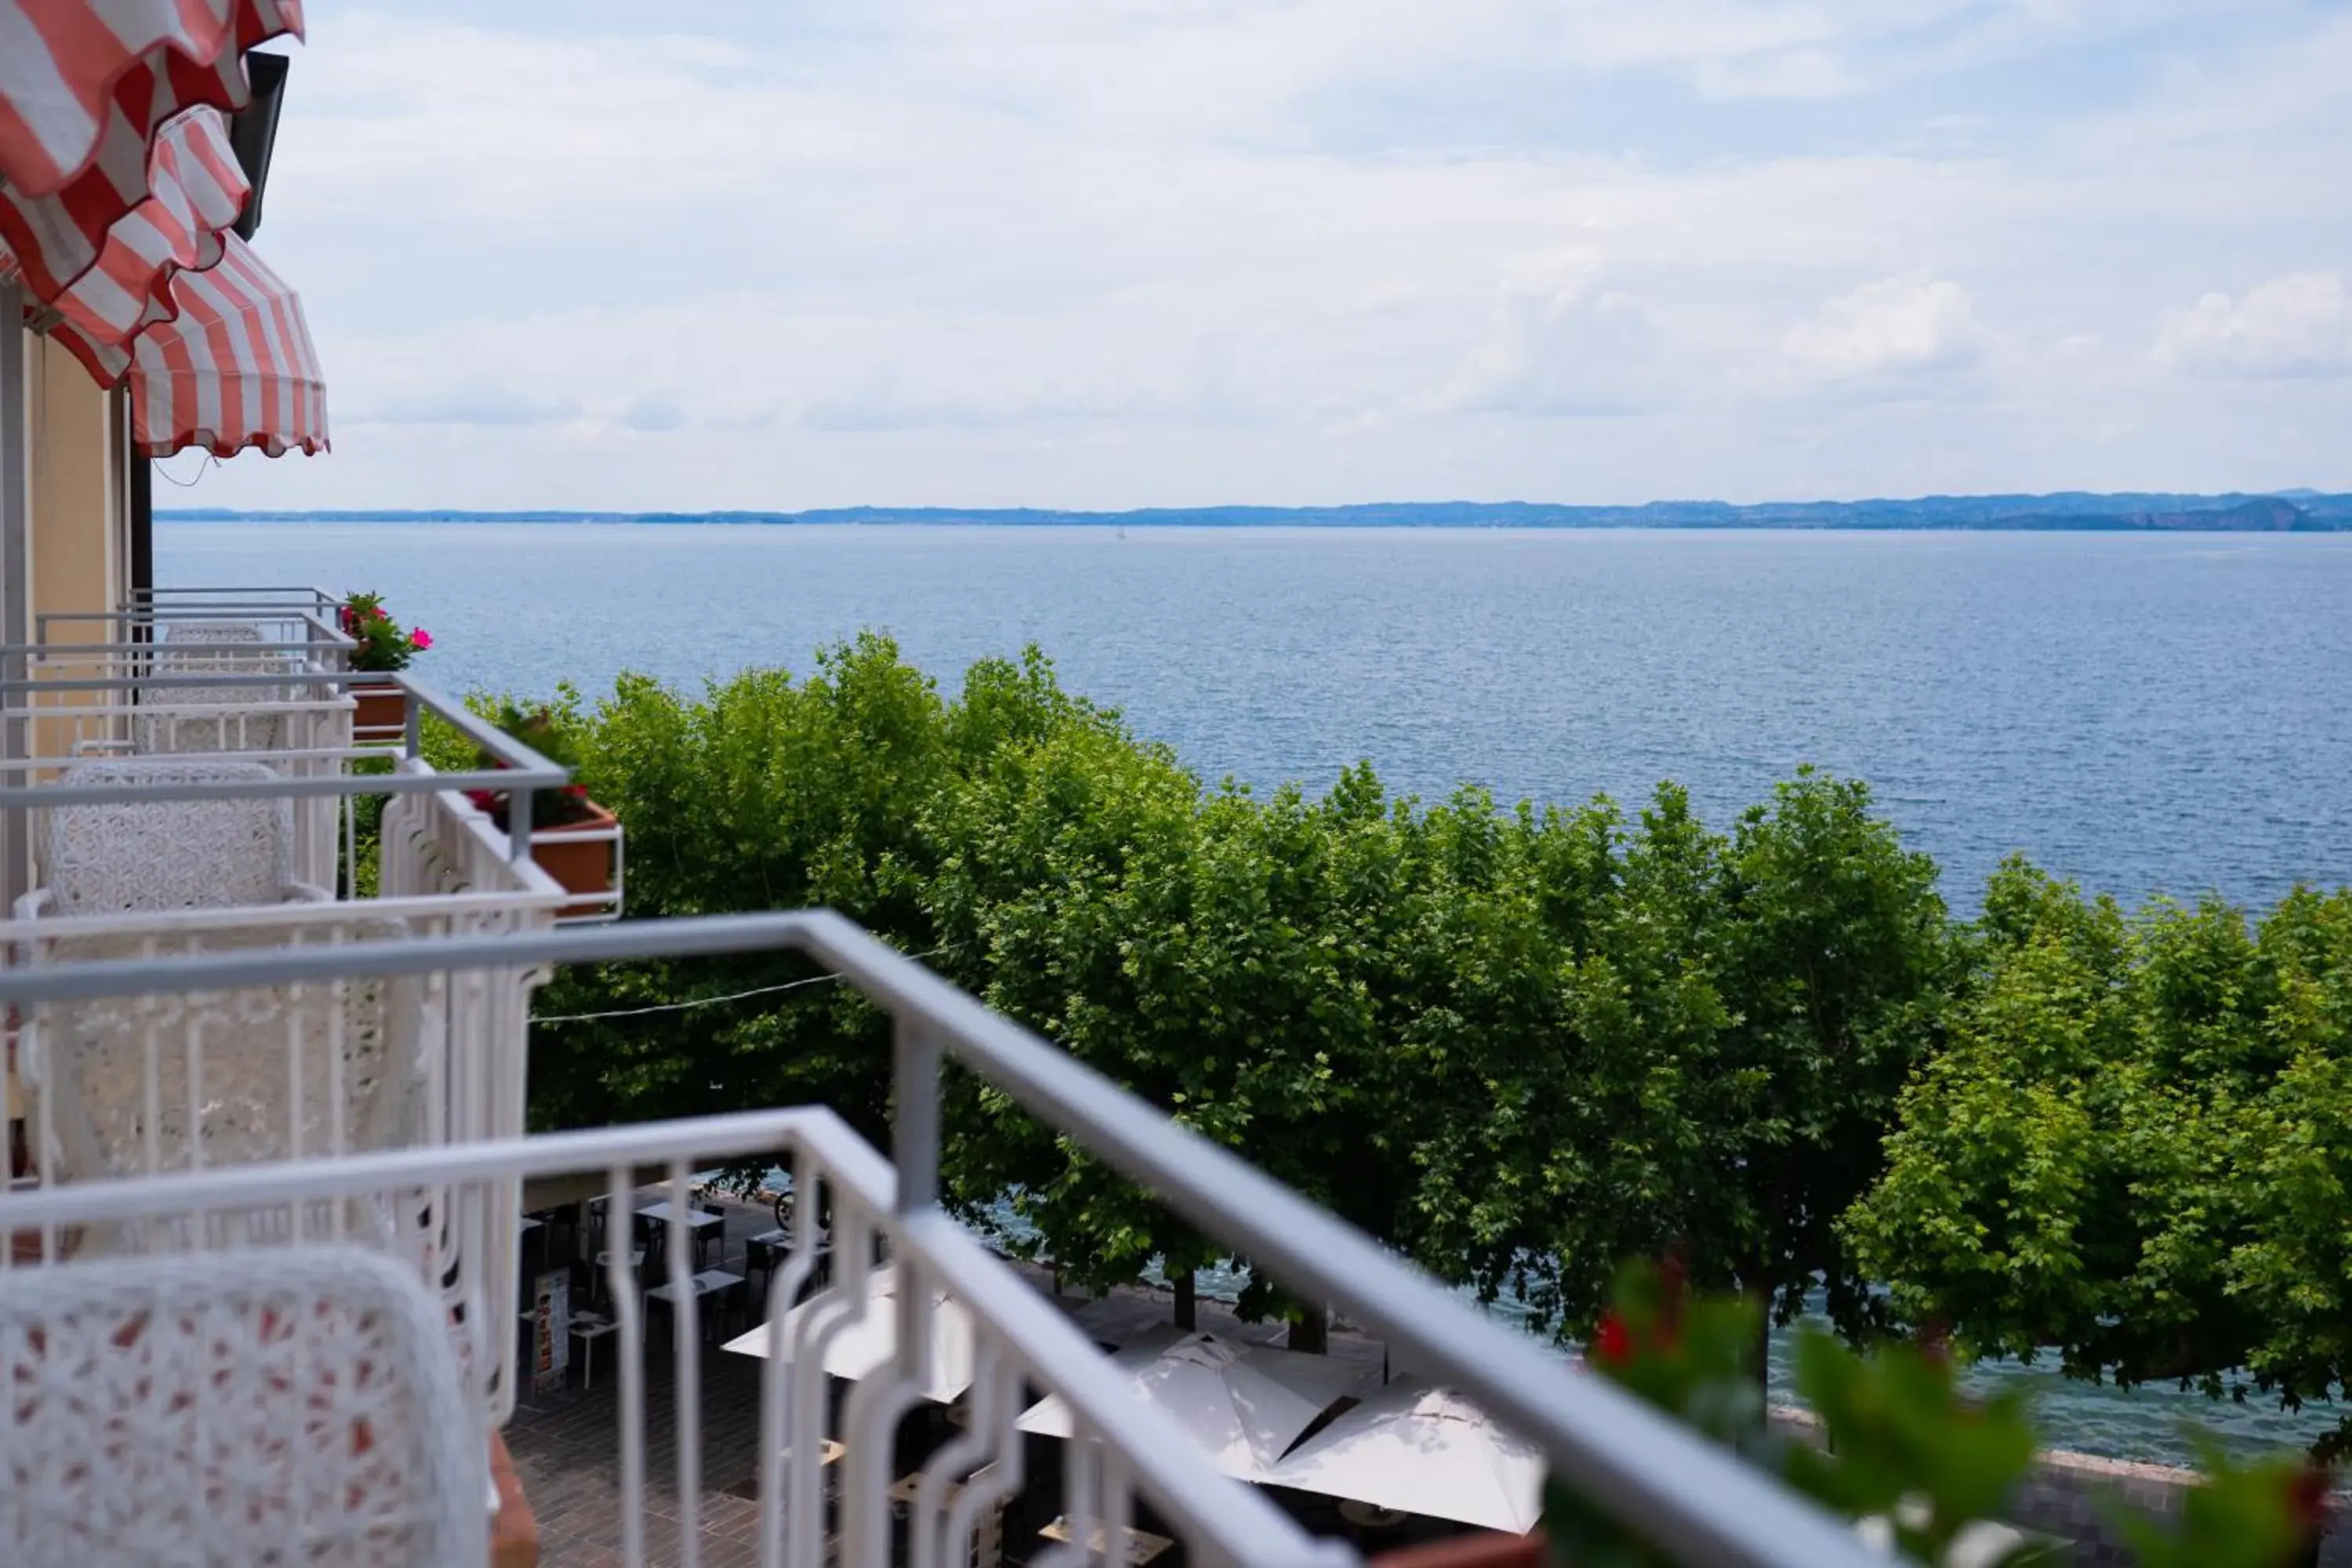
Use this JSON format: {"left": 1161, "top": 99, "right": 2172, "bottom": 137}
{"left": 532, "top": 1269, "right": 570, "bottom": 1395}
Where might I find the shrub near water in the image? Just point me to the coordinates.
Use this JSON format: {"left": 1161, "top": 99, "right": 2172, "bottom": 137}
{"left": 519, "top": 637, "right": 1956, "bottom": 1345}
{"left": 1846, "top": 862, "right": 2352, "bottom": 1451}
{"left": 503, "top": 636, "right": 2346, "bottom": 1556}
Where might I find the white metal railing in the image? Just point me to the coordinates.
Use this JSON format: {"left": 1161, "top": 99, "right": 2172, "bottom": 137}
{"left": 0, "top": 664, "right": 606, "bottom": 902}
{"left": 35, "top": 587, "right": 351, "bottom": 658}
{"left": 13, "top": 584, "right": 625, "bottom": 920}
{"left": 0, "top": 1109, "right": 1345, "bottom": 1568}
{"left": 0, "top": 670, "right": 579, "bottom": 1405}
{"left": 2, "top": 630, "right": 356, "bottom": 888}
{"left": 122, "top": 583, "right": 343, "bottom": 619}
{"left": 0, "top": 913, "right": 1888, "bottom": 1568}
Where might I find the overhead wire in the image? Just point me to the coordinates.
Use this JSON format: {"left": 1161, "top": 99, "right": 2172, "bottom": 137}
{"left": 153, "top": 452, "right": 217, "bottom": 487}
{"left": 530, "top": 942, "right": 962, "bottom": 1025}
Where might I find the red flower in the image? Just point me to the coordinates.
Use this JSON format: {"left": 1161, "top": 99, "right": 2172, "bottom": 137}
{"left": 464, "top": 789, "right": 498, "bottom": 812}
{"left": 561, "top": 783, "right": 589, "bottom": 800}
{"left": 1592, "top": 1312, "right": 1634, "bottom": 1367}
{"left": 408, "top": 628, "right": 433, "bottom": 650}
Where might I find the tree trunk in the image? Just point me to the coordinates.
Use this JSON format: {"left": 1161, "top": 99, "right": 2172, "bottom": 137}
{"left": 1289, "top": 1303, "right": 1330, "bottom": 1355}
{"left": 1174, "top": 1269, "right": 1196, "bottom": 1331}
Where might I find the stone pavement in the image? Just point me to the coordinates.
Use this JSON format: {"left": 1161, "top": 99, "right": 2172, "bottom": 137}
{"left": 507, "top": 1189, "right": 800, "bottom": 1567}
{"left": 506, "top": 1344, "right": 770, "bottom": 1568}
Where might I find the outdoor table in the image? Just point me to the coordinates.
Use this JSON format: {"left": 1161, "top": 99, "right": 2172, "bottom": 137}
{"left": 745, "top": 1227, "right": 789, "bottom": 1292}
{"left": 570, "top": 1310, "right": 619, "bottom": 1389}
{"left": 637, "top": 1201, "right": 725, "bottom": 1269}
{"left": 745, "top": 1225, "right": 832, "bottom": 1304}
{"left": 646, "top": 1267, "right": 746, "bottom": 1341}
{"left": 1039, "top": 1517, "right": 1174, "bottom": 1565}
{"left": 591, "top": 1245, "right": 646, "bottom": 1308}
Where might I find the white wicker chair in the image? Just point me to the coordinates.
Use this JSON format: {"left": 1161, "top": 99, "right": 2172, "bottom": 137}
{"left": 141, "top": 620, "right": 292, "bottom": 755}
{"left": 13, "top": 759, "right": 420, "bottom": 1189}
{"left": 0, "top": 1245, "right": 487, "bottom": 1568}
{"left": 18, "top": 757, "right": 321, "bottom": 917}
{"left": 160, "top": 620, "right": 267, "bottom": 644}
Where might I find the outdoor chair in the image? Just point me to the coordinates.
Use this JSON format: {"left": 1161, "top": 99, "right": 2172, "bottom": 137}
{"left": 159, "top": 620, "right": 267, "bottom": 644}
{"left": 18, "top": 757, "right": 323, "bottom": 916}
{"left": 0, "top": 1244, "right": 487, "bottom": 1567}
{"left": 138, "top": 620, "right": 297, "bottom": 755}
{"left": 13, "top": 760, "right": 426, "bottom": 1192}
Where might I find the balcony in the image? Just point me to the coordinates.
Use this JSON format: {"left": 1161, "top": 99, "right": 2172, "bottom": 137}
{"left": 0, "top": 588, "right": 637, "bottom": 1418}
{"left": 0, "top": 911, "right": 1882, "bottom": 1568}
{"left": 9, "top": 585, "right": 621, "bottom": 921}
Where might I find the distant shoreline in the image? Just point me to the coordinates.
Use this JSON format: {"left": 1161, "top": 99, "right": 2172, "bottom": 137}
{"left": 158, "top": 492, "right": 2351, "bottom": 532}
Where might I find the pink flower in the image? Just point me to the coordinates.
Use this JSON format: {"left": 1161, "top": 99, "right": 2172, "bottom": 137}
{"left": 408, "top": 629, "right": 433, "bottom": 650}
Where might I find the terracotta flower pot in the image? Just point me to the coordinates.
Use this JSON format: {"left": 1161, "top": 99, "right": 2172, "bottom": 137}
{"left": 523, "top": 799, "right": 620, "bottom": 920}
{"left": 1371, "top": 1533, "right": 1546, "bottom": 1568}
{"left": 350, "top": 679, "right": 406, "bottom": 742}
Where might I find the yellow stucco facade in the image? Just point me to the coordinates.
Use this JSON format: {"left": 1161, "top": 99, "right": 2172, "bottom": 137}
{"left": 25, "top": 329, "right": 129, "bottom": 636}
{"left": 5, "top": 325, "right": 132, "bottom": 1123}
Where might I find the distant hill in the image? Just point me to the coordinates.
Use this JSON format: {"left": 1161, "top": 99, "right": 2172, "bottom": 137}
{"left": 159, "top": 492, "right": 2352, "bottom": 531}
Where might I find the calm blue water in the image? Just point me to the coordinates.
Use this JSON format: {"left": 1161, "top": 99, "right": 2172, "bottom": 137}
{"left": 161, "top": 521, "right": 2352, "bottom": 911}
{"left": 167, "top": 521, "right": 2352, "bottom": 1463}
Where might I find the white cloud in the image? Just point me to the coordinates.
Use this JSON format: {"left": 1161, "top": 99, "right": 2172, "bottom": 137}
{"left": 172, "top": 2, "right": 2352, "bottom": 511}
{"left": 2155, "top": 273, "right": 2352, "bottom": 379}
{"left": 1434, "top": 257, "right": 1675, "bottom": 416}
{"left": 1781, "top": 274, "right": 1992, "bottom": 385}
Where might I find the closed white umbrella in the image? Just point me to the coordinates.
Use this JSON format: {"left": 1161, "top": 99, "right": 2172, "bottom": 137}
{"left": 720, "top": 1264, "right": 976, "bottom": 1404}
{"left": 1255, "top": 1377, "right": 1544, "bottom": 1534}
{"left": 1016, "top": 1330, "right": 1366, "bottom": 1484}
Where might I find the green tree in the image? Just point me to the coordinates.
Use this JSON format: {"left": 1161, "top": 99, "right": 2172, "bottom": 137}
{"left": 929, "top": 739, "right": 1457, "bottom": 1341}
{"left": 1846, "top": 862, "right": 2352, "bottom": 1455}
{"left": 524, "top": 634, "right": 967, "bottom": 1142}
{"left": 1423, "top": 770, "right": 1955, "bottom": 1356}
{"left": 921, "top": 674, "right": 1215, "bottom": 1302}
{"left": 1704, "top": 767, "right": 1958, "bottom": 1338}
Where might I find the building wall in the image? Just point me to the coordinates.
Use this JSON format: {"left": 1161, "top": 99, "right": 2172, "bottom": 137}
{"left": 5, "top": 331, "right": 128, "bottom": 1126}
{"left": 26, "top": 331, "right": 123, "bottom": 635}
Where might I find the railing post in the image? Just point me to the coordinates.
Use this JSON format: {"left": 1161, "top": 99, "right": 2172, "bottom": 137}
{"left": 508, "top": 785, "right": 533, "bottom": 866}
{"left": 402, "top": 684, "right": 421, "bottom": 759}
{"left": 1, "top": 289, "right": 28, "bottom": 913}
{"left": 894, "top": 1014, "right": 940, "bottom": 1214}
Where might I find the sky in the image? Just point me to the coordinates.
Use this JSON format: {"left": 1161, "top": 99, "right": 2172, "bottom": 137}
{"left": 184, "top": 1, "right": 2352, "bottom": 512}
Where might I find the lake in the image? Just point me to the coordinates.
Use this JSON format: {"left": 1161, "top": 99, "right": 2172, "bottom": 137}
{"left": 162, "top": 520, "right": 2352, "bottom": 1463}
{"left": 161, "top": 521, "right": 2352, "bottom": 911}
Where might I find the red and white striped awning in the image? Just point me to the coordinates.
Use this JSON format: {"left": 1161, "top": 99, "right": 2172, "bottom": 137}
{"left": 0, "top": 0, "right": 301, "bottom": 302}
{"left": 40, "top": 104, "right": 247, "bottom": 380}
{"left": 128, "top": 229, "right": 325, "bottom": 458}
